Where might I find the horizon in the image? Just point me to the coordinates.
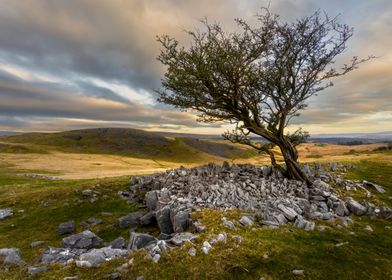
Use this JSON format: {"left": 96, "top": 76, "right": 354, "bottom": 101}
{"left": 0, "top": 0, "right": 391, "bottom": 134}
{"left": 1, "top": 127, "right": 392, "bottom": 139}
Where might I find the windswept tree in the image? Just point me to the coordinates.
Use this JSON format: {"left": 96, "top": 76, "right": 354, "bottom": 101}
{"left": 156, "top": 9, "right": 372, "bottom": 185}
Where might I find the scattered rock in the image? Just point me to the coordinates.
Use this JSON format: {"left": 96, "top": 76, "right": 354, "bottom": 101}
{"left": 109, "top": 237, "right": 127, "bottom": 249}
{"left": 0, "top": 208, "right": 13, "bottom": 220}
{"left": 363, "top": 181, "right": 386, "bottom": 193}
{"left": 64, "top": 276, "right": 79, "bottom": 280}
{"left": 77, "top": 247, "right": 128, "bottom": 267}
{"left": 193, "top": 221, "right": 206, "bottom": 233}
{"left": 188, "top": 247, "right": 196, "bottom": 257}
{"left": 292, "top": 269, "right": 304, "bottom": 275}
{"left": 59, "top": 221, "right": 76, "bottom": 235}
{"left": 0, "top": 248, "right": 26, "bottom": 266}
{"left": 335, "top": 202, "right": 350, "bottom": 217}
{"left": 30, "top": 241, "right": 45, "bottom": 248}
{"left": 346, "top": 197, "right": 367, "bottom": 216}
{"left": 364, "top": 225, "right": 373, "bottom": 232}
{"left": 294, "top": 216, "right": 314, "bottom": 231}
{"left": 118, "top": 211, "right": 145, "bottom": 229}
{"left": 232, "top": 235, "right": 244, "bottom": 244}
{"left": 80, "top": 217, "right": 102, "bottom": 228}
{"left": 128, "top": 232, "right": 156, "bottom": 250}
{"left": 108, "top": 272, "right": 121, "bottom": 279}
{"left": 101, "top": 212, "right": 112, "bottom": 216}
{"left": 62, "top": 230, "right": 103, "bottom": 249}
{"left": 239, "top": 216, "right": 254, "bottom": 227}
{"left": 82, "top": 189, "right": 93, "bottom": 196}
{"left": 157, "top": 233, "right": 173, "bottom": 240}
{"left": 317, "top": 225, "right": 326, "bottom": 232}
{"left": 216, "top": 232, "right": 227, "bottom": 243}
{"left": 221, "top": 218, "right": 236, "bottom": 231}
{"left": 335, "top": 242, "right": 349, "bottom": 247}
{"left": 27, "top": 266, "right": 47, "bottom": 276}
{"left": 151, "top": 253, "right": 160, "bottom": 263}
{"left": 201, "top": 241, "right": 212, "bottom": 254}
{"left": 170, "top": 232, "right": 197, "bottom": 246}
{"left": 41, "top": 248, "right": 80, "bottom": 265}
{"left": 338, "top": 217, "right": 354, "bottom": 228}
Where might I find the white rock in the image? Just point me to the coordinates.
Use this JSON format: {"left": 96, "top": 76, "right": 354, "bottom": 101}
{"left": 239, "top": 216, "right": 254, "bottom": 227}
{"left": 292, "top": 269, "right": 304, "bottom": 275}
{"left": 188, "top": 247, "right": 196, "bottom": 257}
{"left": 0, "top": 208, "right": 13, "bottom": 220}
{"left": 151, "top": 254, "right": 160, "bottom": 263}
{"left": 364, "top": 225, "right": 373, "bottom": 232}
{"left": 201, "top": 241, "right": 212, "bottom": 254}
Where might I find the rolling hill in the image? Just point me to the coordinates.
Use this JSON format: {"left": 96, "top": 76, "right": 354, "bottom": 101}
{"left": 0, "top": 127, "right": 256, "bottom": 162}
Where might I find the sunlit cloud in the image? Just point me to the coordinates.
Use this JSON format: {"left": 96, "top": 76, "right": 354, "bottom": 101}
{"left": 0, "top": 0, "right": 391, "bottom": 134}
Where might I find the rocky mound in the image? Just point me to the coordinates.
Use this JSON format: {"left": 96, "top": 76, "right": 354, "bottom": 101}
{"left": 120, "top": 162, "right": 391, "bottom": 234}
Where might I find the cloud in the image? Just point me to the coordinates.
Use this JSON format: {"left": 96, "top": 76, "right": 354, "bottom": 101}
{"left": 0, "top": 0, "right": 391, "bottom": 133}
{"left": 0, "top": 71, "right": 206, "bottom": 129}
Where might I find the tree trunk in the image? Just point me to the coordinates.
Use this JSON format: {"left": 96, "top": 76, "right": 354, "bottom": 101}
{"left": 277, "top": 138, "right": 313, "bottom": 186}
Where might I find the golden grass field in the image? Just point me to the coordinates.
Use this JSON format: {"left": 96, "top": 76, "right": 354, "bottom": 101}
{"left": 0, "top": 141, "right": 387, "bottom": 179}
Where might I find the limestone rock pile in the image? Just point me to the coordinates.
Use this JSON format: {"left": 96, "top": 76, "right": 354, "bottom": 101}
{"left": 122, "top": 162, "right": 391, "bottom": 233}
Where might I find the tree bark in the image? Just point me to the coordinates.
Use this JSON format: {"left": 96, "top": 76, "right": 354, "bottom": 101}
{"left": 277, "top": 137, "right": 313, "bottom": 186}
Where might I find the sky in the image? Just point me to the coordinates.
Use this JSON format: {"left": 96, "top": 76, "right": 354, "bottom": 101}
{"left": 0, "top": 0, "right": 391, "bottom": 135}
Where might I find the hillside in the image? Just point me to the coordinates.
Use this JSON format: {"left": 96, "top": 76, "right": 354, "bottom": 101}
{"left": 0, "top": 128, "right": 255, "bottom": 163}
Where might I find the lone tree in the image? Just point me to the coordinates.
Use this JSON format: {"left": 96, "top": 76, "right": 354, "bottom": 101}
{"left": 156, "top": 9, "right": 372, "bottom": 185}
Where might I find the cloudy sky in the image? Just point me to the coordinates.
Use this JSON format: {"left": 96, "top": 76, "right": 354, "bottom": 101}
{"left": 0, "top": 0, "right": 391, "bottom": 134}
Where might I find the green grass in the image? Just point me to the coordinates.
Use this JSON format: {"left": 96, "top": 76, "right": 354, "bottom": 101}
{"left": 0, "top": 166, "right": 136, "bottom": 267}
{"left": 0, "top": 153, "right": 391, "bottom": 279}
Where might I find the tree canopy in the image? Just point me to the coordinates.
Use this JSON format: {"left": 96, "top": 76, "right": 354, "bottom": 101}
{"left": 157, "top": 9, "right": 372, "bottom": 184}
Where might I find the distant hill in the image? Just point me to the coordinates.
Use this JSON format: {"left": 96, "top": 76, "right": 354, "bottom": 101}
{"left": 0, "top": 127, "right": 256, "bottom": 162}
{"left": 0, "top": 131, "right": 25, "bottom": 135}
{"left": 310, "top": 131, "right": 392, "bottom": 144}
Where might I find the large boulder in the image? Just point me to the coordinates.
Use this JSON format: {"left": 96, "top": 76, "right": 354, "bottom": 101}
{"left": 156, "top": 206, "right": 173, "bottom": 234}
{"left": 108, "top": 237, "right": 127, "bottom": 249}
{"left": 118, "top": 211, "right": 146, "bottom": 228}
{"left": 145, "top": 191, "right": 159, "bottom": 211}
{"left": 277, "top": 204, "right": 298, "bottom": 221}
{"left": 0, "top": 208, "right": 13, "bottom": 220}
{"left": 346, "top": 197, "right": 367, "bottom": 216}
{"left": 139, "top": 212, "right": 156, "bottom": 227}
{"left": 62, "top": 230, "right": 103, "bottom": 249}
{"left": 335, "top": 202, "right": 350, "bottom": 217}
{"left": 0, "top": 248, "right": 26, "bottom": 266}
{"left": 41, "top": 247, "right": 85, "bottom": 265}
{"left": 128, "top": 232, "right": 156, "bottom": 251}
{"left": 171, "top": 210, "right": 190, "bottom": 232}
{"left": 363, "top": 181, "right": 386, "bottom": 193}
{"left": 77, "top": 247, "right": 128, "bottom": 267}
